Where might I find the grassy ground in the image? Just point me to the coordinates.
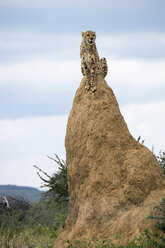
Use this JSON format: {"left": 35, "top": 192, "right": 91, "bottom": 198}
{"left": 0, "top": 199, "right": 67, "bottom": 248}
{"left": 0, "top": 228, "right": 164, "bottom": 248}
{"left": 0, "top": 225, "right": 53, "bottom": 248}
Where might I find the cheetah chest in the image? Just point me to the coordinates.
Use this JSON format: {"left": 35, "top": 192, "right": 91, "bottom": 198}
{"left": 83, "top": 53, "right": 98, "bottom": 68}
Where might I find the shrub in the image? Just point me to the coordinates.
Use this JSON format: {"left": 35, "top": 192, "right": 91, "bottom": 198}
{"left": 148, "top": 198, "right": 165, "bottom": 232}
{"left": 157, "top": 151, "right": 165, "bottom": 176}
{"left": 34, "top": 154, "right": 68, "bottom": 201}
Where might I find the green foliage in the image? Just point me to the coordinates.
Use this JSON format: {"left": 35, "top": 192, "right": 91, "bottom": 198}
{"left": 0, "top": 154, "right": 69, "bottom": 247}
{"left": 156, "top": 151, "right": 165, "bottom": 176}
{"left": 128, "top": 229, "right": 165, "bottom": 248}
{"left": 0, "top": 224, "right": 53, "bottom": 248}
{"left": 148, "top": 198, "right": 165, "bottom": 231}
{"left": 34, "top": 154, "right": 68, "bottom": 201}
{"left": 24, "top": 199, "right": 68, "bottom": 228}
{"left": 67, "top": 239, "right": 123, "bottom": 248}
{"left": 0, "top": 198, "right": 68, "bottom": 248}
{"left": 0, "top": 196, "right": 32, "bottom": 228}
{"left": 67, "top": 229, "right": 165, "bottom": 248}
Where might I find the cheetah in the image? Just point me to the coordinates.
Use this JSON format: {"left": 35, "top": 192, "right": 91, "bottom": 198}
{"left": 80, "top": 31, "right": 108, "bottom": 92}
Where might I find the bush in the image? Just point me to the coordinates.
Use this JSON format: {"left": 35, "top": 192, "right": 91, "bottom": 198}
{"left": 157, "top": 151, "right": 165, "bottom": 176}
{"left": 147, "top": 198, "right": 165, "bottom": 245}
{"left": 34, "top": 154, "right": 68, "bottom": 201}
{"left": 0, "top": 198, "right": 68, "bottom": 248}
{"left": 24, "top": 199, "right": 68, "bottom": 228}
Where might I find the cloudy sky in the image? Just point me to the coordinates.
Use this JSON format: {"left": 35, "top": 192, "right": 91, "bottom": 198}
{"left": 0, "top": 0, "right": 165, "bottom": 188}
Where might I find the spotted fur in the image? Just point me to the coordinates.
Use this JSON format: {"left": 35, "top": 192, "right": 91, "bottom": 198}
{"left": 80, "top": 31, "right": 108, "bottom": 92}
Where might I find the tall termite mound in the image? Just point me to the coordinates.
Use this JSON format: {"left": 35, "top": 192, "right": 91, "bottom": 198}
{"left": 54, "top": 76, "right": 165, "bottom": 247}
{"left": 54, "top": 31, "right": 165, "bottom": 247}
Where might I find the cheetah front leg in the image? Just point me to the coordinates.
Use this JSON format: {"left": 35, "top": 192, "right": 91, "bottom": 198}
{"left": 90, "top": 55, "right": 97, "bottom": 92}
{"left": 85, "top": 69, "right": 91, "bottom": 91}
{"left": 90, "top": 65, "right": 97, "bottom": 92}
{"left": 81, "top": 60, "right": 91, "bottom": 91}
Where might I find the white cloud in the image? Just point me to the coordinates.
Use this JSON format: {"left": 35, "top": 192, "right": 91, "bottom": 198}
{"left": 121, "top": 101, "right": 165, "bottom": 153}
{"left": 0, "top": 56, "right": 165, "bottom": 114}
{"left": 107, "top": 59, "right": 165, "bottom": 88}
{"left": 0, "top": 115, "right": 68, "bottom": 187}
{"left": 0, "top": 59, "right": 81, "bottom": 91}
{"left": 1, "top": 58, "right": 165, "bottom": 92}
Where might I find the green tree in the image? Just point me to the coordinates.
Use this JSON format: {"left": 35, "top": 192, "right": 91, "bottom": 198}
{"left": 34, "top": 154, "right": 68, "bottom": 201}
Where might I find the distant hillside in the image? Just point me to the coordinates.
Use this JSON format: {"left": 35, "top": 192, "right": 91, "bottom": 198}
{"left": 0, "top": 185, "right": 43, "bottom": 203}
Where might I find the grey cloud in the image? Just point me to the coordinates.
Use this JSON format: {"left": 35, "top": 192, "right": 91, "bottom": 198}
{"left": 0, "top": 0, "right": 165, "bottom": 34}
{"left": 112, "top": 84, "right": 165, "bottom": 106}
{"left": 0, "top": 32, "right": 81, "bottom": 62}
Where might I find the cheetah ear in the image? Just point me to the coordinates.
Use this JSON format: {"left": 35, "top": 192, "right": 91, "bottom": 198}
{"left": 81, "top": 32, "right": 84, "bottom": 37}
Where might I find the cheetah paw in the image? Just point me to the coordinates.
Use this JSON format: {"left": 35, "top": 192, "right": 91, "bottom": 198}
{"left": 85, "top": 85, "right": 90, "bottom": 91}
{"left": 91, "top": 86, "right": 97, "bottom": 92}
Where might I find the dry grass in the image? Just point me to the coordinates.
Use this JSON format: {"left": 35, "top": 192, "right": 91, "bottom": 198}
{"left": 0, "top": 226, "right": 54, "bottom": 248}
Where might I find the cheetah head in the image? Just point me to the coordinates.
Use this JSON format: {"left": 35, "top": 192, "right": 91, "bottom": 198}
{"left": 81, "top": 31, "right": 96, "bottom": 45}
